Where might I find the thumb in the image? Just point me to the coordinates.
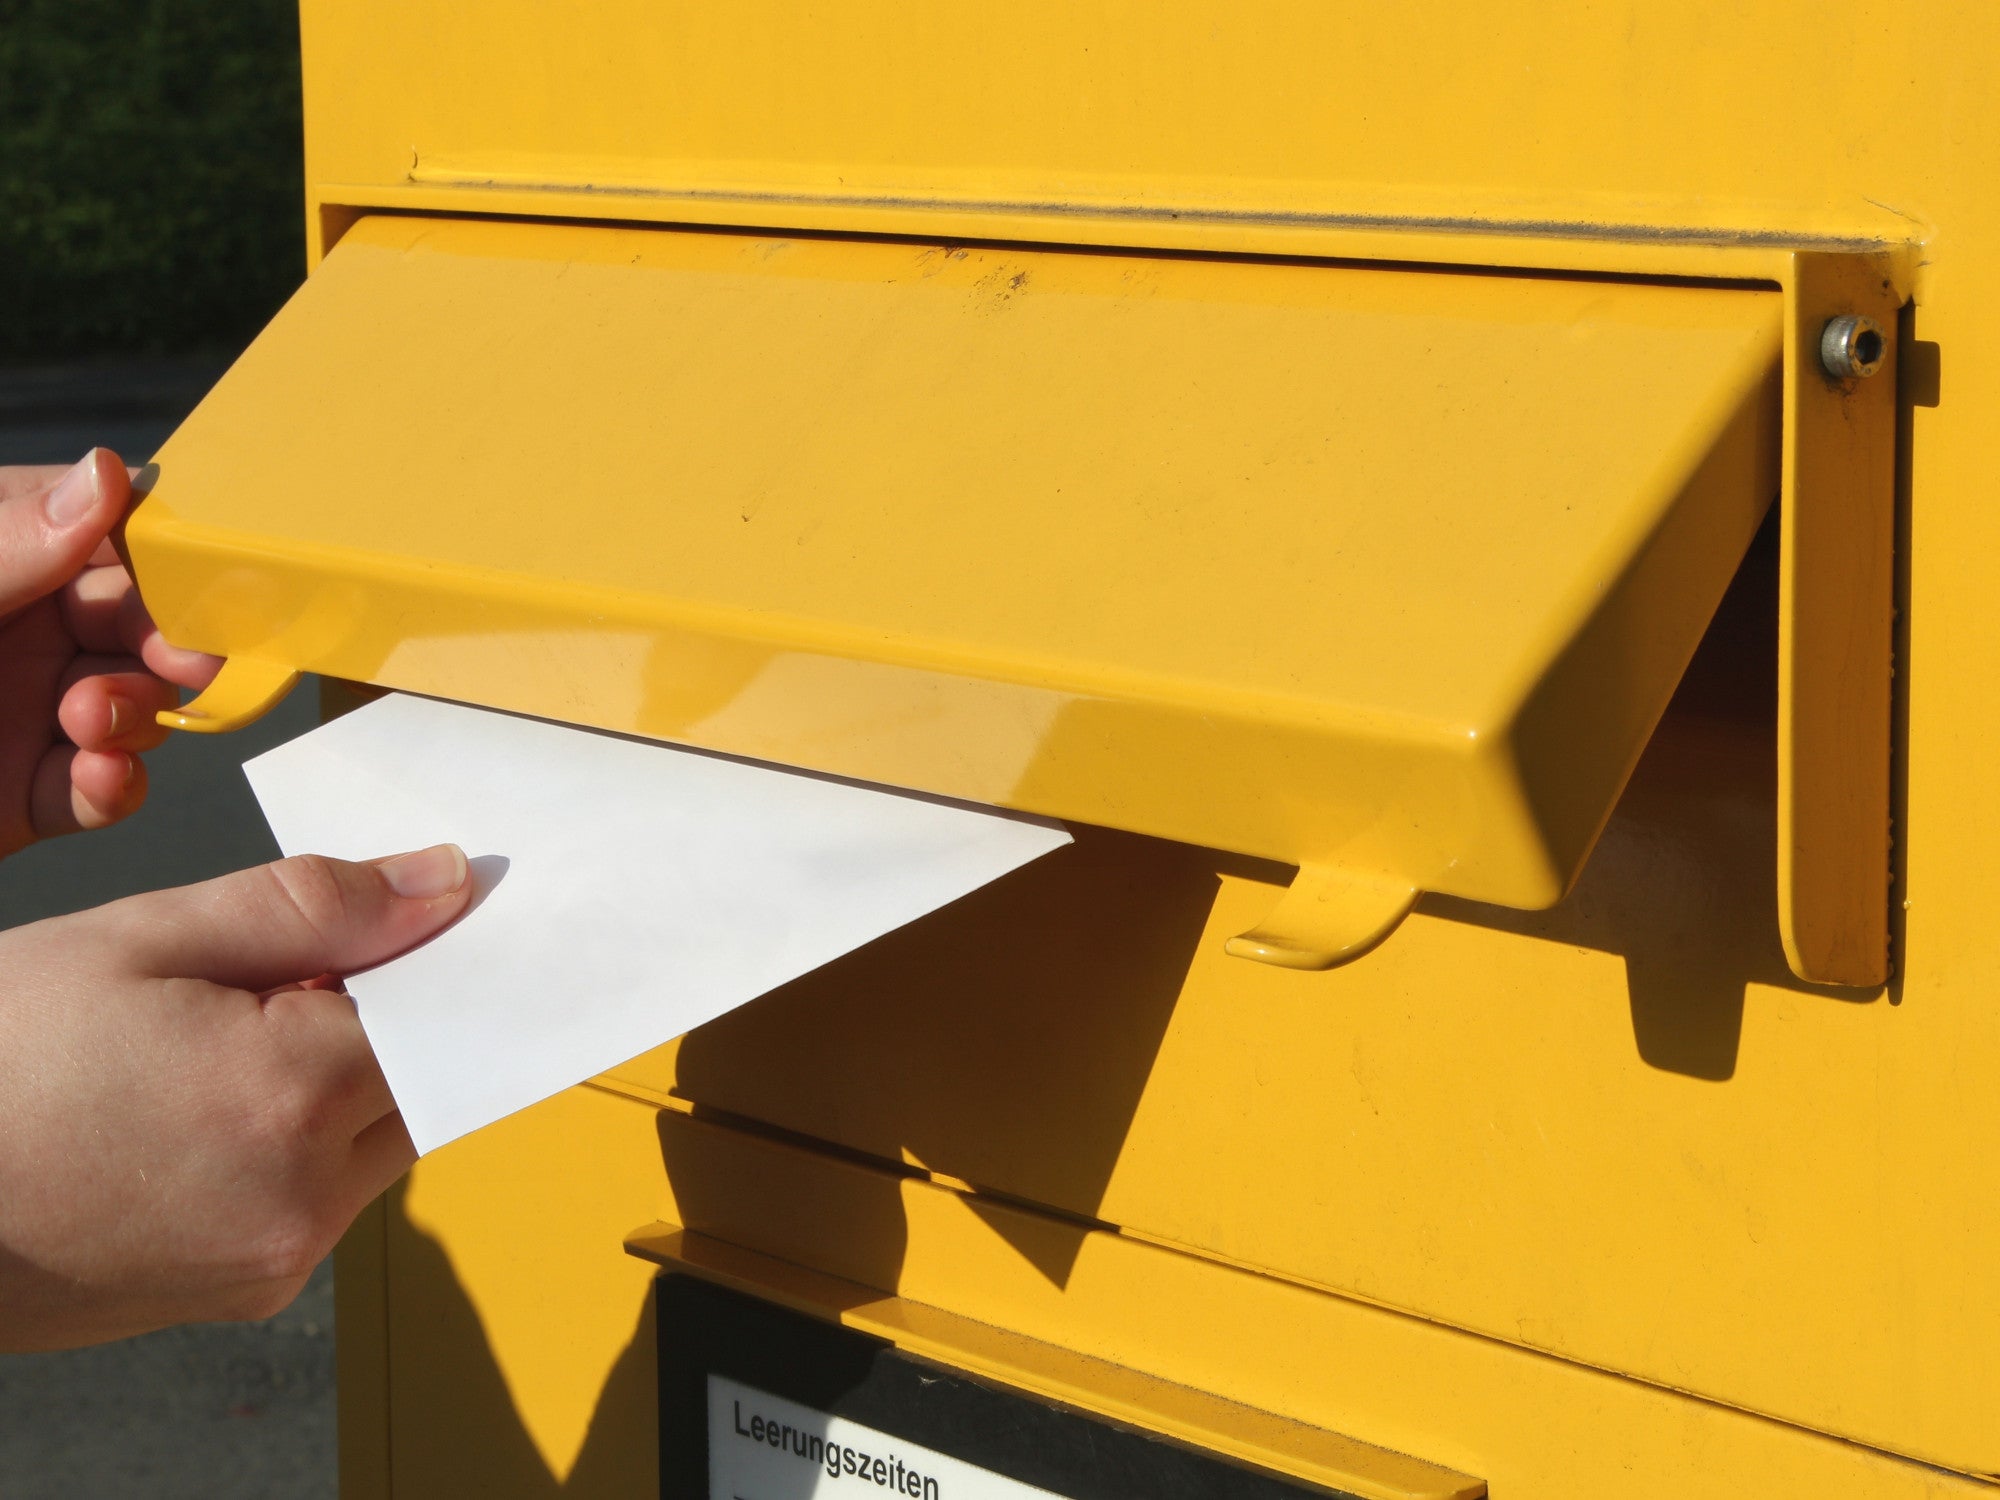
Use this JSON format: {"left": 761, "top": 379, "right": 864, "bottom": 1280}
{"left": 0, "top": 450, "right": 130, "bottom": 620}
{"left": 123, "top": 845, "right": 471, "bottom": 992}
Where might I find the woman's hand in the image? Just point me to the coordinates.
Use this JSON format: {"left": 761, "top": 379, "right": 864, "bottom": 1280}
{"left": 0, "top": 845, "right": 472, "bottom": 1351}
{"left": 0, "top": 450, "right": 221, "bottom": 860}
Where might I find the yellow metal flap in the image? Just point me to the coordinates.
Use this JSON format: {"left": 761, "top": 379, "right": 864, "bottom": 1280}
{"left": 129, "top": 213, "right": 1779, "bottom": 921}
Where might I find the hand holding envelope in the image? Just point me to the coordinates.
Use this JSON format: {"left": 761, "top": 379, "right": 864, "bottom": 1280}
{"left": 244, "top": 693, "right": 1072, "bottom": 1155}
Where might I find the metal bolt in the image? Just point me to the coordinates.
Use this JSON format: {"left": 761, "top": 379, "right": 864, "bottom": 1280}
{"left": 1820, "top": 314, "right": 1887, "bottom": 380}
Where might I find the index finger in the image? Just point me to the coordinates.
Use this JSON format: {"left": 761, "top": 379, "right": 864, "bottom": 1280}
{"left": 261, "top": 983, "right": 400, "bottom": 1137}
{"left": 117, "top": 587, "right": 223, "bottom": 688}
{"left": 59, "top": 562, "right": 138, "bottom": 653}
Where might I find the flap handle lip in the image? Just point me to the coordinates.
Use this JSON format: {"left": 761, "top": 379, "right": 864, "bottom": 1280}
{"left": 1225, "top": 864, "right": 1420, "bottom": 971}
{"left": 158, "top": 655, "right": 300, "bottom": 734}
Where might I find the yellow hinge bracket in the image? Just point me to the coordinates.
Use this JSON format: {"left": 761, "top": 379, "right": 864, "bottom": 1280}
{"left": 1776, "top": 250, "right": 1901, "bottom": 988}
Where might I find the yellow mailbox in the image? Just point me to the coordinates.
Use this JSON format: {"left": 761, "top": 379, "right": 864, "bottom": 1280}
{"left": 122, "top": 2, "right": 1994, "bottom": 1496}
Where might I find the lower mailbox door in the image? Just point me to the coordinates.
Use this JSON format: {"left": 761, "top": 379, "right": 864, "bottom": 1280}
{"left": 659, "top": 1276, "right": 1372, "bottom": 1500}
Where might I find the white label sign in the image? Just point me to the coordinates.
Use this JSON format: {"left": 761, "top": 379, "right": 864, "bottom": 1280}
{"left": 708, "top": 1374, "right": 1068, "bottom": 1500}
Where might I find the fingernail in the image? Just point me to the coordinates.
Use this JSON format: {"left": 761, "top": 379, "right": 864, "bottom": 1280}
{"left": 374, "top": 843, "right": 468, "bottom": 899}
{"left": 120, "top": 753, "right": 138, "bottom": 789}
{"left": 44, "top": 451, "right": 101, "bottom": 527}
{"left": 106, "top": 694, "right": 136, "bottom": 739}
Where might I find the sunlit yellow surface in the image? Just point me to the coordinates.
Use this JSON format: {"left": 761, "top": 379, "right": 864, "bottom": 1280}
{"left": 190, "top": 0, "right": 2000, "bottom": 1494}
{"left": 295, "top": 2, "right": 1952, "bottom": 255}
{"left": 630, "top": 1100, "right": 2000, "bottom": 1500}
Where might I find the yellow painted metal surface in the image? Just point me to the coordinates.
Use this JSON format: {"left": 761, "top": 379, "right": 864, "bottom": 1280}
{"left": 132, "top": 213, "right": 1779, "bottom": 930}
{"left": 293, "top": 2, "right": 1952, "bottom": 254}
{"left": 378, "top": 1086, "right": 663, "bottom": 1497}
{"left": 1777, "top": 256, "right": 1901, "bottom": 984}
{"left": 607, "top": 639, "right": 1998, "bottom": 1472}
{"left": 630, "top": 1099, "right": 1997, "bottom": 1497}
{"left": 362, "top": 1082, "right": 1999, "bottom": 1500}
{"left": 254, "top": 0, "right": 2000, "bottom": 1493}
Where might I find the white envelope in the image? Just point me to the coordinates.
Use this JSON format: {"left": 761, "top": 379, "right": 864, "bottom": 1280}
{"left": 244, "top": 693, "right": 1071, "bottom": 1153}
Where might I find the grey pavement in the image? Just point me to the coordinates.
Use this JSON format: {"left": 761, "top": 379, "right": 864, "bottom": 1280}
{"left": 0, "top": 365, "right": 337, "bottom": 1498}
{"left": 0, "top": 1266, "right": 335, "bottom": 1500}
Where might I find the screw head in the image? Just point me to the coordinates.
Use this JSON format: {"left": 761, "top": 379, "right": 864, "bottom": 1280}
{"left": 1820, "top": 314, "right": 1887, "bottom": 380}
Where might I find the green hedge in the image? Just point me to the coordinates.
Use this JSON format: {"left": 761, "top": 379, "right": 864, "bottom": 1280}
{"left": 0, "top": 0, "right": 303, "bottom": 362}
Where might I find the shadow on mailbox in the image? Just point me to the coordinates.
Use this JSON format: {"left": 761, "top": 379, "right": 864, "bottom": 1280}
{"left": 666, "top": 820, "right": 1224, "bottom": 1287}
{"left": 1427, "top": 514, "right": 1876, "bottom": 1081}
